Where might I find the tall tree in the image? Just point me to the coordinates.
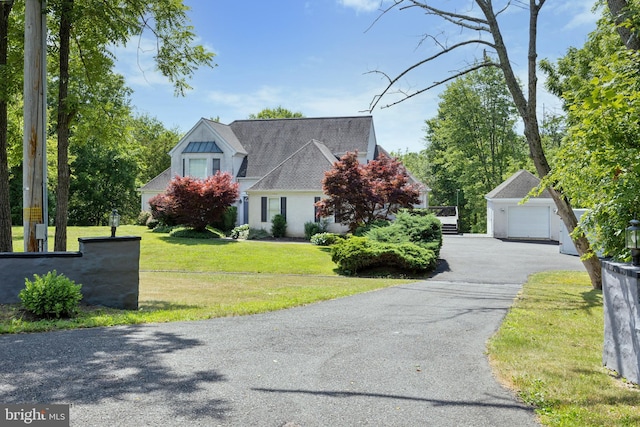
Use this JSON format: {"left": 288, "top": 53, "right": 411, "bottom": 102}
{"left": 0, "top": 0, "right": 13, "bottom": 252}
{"left": 49, "top": 0, "right": 215, "bottom": 250}
{"left": 248, "top": 106, "right": 305, "bottom": 119}
{"left": 367, "top": 0, "right": 603, "bottom": 289}
{"left": 133, "top": 114, "right": 181, "bottom": 185}
{"left": 541, "top": 3, "right": 640, "bottom": 260}
{"left": 423, "top": 66, "right": 527, "bottom": 232}
{"left": 316, "top": 152, "right": 421, "bottom": 233}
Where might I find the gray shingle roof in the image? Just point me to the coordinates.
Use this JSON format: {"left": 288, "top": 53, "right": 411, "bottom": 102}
{"left": 138, "top": 168, "right": 171, "bottom": 192}
{"left": 247, "top": 140, "right": 337, "bottom": 191}
{"left": 486, "top": 169, "right": 552, "bottom": 199}
{"left": 203, "top": 119, "right": 248, "bottom": 155}
{"left": 229, "top": 116, "right": 372, "bottom": 178}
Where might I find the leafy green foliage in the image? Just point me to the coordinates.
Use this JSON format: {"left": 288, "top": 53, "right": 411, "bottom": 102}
{"left": 149, "top": 173, "right": 239, "bottom": 232}
{"left": 210, "top": 206, "right": 237, "bottom": 233}
{"left": 137, "top": 211, "right": 152, "bottom": 226}
{"left": 330, "top": 236, "right": 436, "bottom": 275}
{"left": 422, "top": 66, "right": 529, "bottom": 232}
{"left": 542, "top": 7, "right": 640, "bottom": 259}
{"left": 19, "top": 271, "right": 82, "bottom": 319}
{"left": 69, "top": 137, "right": 140, "bottom": 225}
{"left": 304, "top": 220, "right": 328, "bottom": 240}
{"left": 271, "top": 214, "right": 287, "bottom": 238}
{"left": 248, "top": 106, "right": 304, "bottom": 119}
{"left": 316, "top": 152, "right": 421, "bottom": 233}
{"left": 366, "top": 211, "right": 443, "bottom": 256}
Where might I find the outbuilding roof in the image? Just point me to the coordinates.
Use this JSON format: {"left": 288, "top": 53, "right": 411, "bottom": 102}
{"left": 485, "top": 169, "right": 552, "bottom": 199}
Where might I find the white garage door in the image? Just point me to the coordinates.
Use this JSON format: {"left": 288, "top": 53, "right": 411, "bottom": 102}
{"left": 508, "top": 206, "right": 550, "bottom": 239}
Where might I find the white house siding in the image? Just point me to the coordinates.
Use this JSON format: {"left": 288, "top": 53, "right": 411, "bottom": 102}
{"left": 246, "top": 191, "right": 348, "bottom": 238}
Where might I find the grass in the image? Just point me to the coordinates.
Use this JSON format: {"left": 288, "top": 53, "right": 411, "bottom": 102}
{"left": 1, "top": 225, "right": 411, "bottom": 333}
{"left": 487, "top": 271, "right": 640, "bottom": 426}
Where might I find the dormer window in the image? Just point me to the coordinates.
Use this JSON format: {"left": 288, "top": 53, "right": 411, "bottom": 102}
{"left": 182, "top": 141, "right": 224, "bottom": 179}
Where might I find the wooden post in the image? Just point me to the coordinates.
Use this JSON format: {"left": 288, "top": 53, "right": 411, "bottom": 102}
{"left": 23, "top": 0, "right": 47, "bottom": 252}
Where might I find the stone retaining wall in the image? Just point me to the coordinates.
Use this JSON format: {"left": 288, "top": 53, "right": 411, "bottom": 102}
{"left": 0, "top": 236, "right": 141, "bottom": 310}
{"left": 602, "top": 260, "right": 640, "bottom": 384}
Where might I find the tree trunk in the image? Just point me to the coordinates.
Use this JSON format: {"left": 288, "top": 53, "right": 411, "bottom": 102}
{"left": 480, "top": 0, "right": 602, "bottom": 289}
{"left": 54, "top": 0, "right": 73, "bottom": 251}
{"left": 0, "top": 2, "right": 13, "bottom": 252}
{"left": 607, "top": 0, "right": 640, "bottom": 51}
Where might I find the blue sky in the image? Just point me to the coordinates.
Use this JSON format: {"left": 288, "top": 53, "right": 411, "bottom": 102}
{"left": 114, "top": 0, "right": 599, "bottom": 153}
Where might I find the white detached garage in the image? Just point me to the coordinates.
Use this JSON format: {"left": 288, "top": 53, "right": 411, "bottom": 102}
{"left": 485, "top": 170, "right": 561, "bottom": 241}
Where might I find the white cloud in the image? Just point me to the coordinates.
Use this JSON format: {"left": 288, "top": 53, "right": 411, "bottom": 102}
{"left": 337, "top": 0, "right": 381, "bottom": 13}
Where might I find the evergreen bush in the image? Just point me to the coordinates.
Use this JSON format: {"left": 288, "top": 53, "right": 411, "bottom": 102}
{"left": 330, "top": 236, "right": 436, "bottom": 275}
{"left": 271, "top": 214, "right": 287, "bottom": 238}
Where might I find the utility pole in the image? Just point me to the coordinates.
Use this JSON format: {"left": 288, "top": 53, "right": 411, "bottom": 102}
{"left": 23, "top": 0, "right": 47, "bottom": 252}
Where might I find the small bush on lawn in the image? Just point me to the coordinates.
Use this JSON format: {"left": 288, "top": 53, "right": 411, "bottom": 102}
{"left": 210, "top": 206, "right": 237, "bottom": 233}
{"left": 271, "top": 214, "right": 287, "bottom": 238}
{"left": 169, "top": 227, "right": 222, "bottom": 239}
{"left": 19, "top": 271, "right": 83, "bottom": 319}
{"left": 146, "top": 217, "right": 160, "bottom": 229}
{"left": 247, "top": 228, "right": 271, "bottom": 240}
{"left": 304, "top": 220, "right": 329, "bottom": 240}
{"left": 310, "top": 232, "right": 343, "bottom": 246}
{"left": 231, "top": 224, "right": 250, "bottom": 239}
{"left": 137, "top": 211, "right": 151, "bottom": 226}
{"left": 331, "top": 236, "right": 436, "bottom": 275}
{"left": 366, "top": 211, "right": 443, "bottom": 257}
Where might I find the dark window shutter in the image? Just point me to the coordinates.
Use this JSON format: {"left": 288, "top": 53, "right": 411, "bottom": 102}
{"left": 261, "top": 197, "right": 267, "bottom": 222}
{"left": 182, "top": 158, "right": 185, "bottom": 176}
{"left": 281, "top": 197, "right": 287, "bottom": 220}
{"left": 314, "top": 197, "right": 321, "bottom": 223}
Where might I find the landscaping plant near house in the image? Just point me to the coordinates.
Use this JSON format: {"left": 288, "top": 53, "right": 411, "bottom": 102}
{"left": 19, "top": 271, "right": 83, "bottom": 319}
{"left": 271, "top": 214, "right": 287, "bottom": 238}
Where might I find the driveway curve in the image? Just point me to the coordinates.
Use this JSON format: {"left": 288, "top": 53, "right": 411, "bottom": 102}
{"left": 0, "top": 235, "right": 584, "bottom": 426}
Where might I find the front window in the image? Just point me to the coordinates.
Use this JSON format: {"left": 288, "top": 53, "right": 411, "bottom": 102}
{"left": 268, "top": 197, "right": 280, "bottom": 221}
{"left": 188, "top": 159, "right": 207, "bottom": 179}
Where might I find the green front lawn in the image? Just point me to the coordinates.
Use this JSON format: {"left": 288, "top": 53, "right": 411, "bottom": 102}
{"left": 487, "top": 271, "right": 640, "bottom": 426}
{"left": 1, "top": 226, "right": 410, "bottom": 333}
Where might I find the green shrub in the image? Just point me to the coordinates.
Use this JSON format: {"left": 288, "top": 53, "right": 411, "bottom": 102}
{"left": 146, "top": 216, "right": 159, "bottom": 229}
{"left": 330, "top": 236, "right": 436, "bottom": 275}
{"left": 169, "top": 227, "right": 221, "bottom": 239}
{"left": 366, "top": 211, "right": 443, "bottom": 257}
{"left": 210, "top": 206, "right": 237, "bottom": 232}
{"left": 231, "top": 224, "right": 250, "bottom": 239}
{"left": 304, "top": 220, "right": 329, "bottom": 240}
{"left": 19, "top": 271, "right": 83, "bottom": 319}
{"left": 247, "top": 228, "right": 271, "bottom": 240}
{"left": 354, "top": 219, "right": 391, "bottom": 236}
{"left": 151, "top": 224, "right": 174, "bottom": 233}
{"left": 310, "top": 232, "right": 342, "bottom": 246}
{"left": 271, "top": 214, "right": 287, "bottom": 238}
{"left": 137, "top": 211, "right": 151, "bottom": 226}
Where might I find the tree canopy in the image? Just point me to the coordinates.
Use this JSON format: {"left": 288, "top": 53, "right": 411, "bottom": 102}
{"left": 316, "top": 152, "right": 421, "bottom": 233}
{"left": 248, "top": 106, "right": 305, "bottom": 119}
{"left": 541, "top": 2, "right": 640, "bottom": 260}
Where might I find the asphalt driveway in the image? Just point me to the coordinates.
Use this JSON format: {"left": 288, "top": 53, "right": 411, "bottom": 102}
{"left": 0, "top": 235, "right": 584, "bottom": 426}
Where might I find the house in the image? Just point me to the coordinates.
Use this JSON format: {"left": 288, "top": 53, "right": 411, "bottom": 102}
{"left": 485, "top": 169, "right": 561, "bottom": 241}
{"left": 139, "top": 116, "right": 429, "bottom": 237}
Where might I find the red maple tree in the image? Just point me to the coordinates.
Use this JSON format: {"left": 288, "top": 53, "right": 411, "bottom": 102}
{"left": 316, "top": 152, "right": 421, "bottom": 232}
{"left": 149, "top": 173, "right": 239, "bottom": 231}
